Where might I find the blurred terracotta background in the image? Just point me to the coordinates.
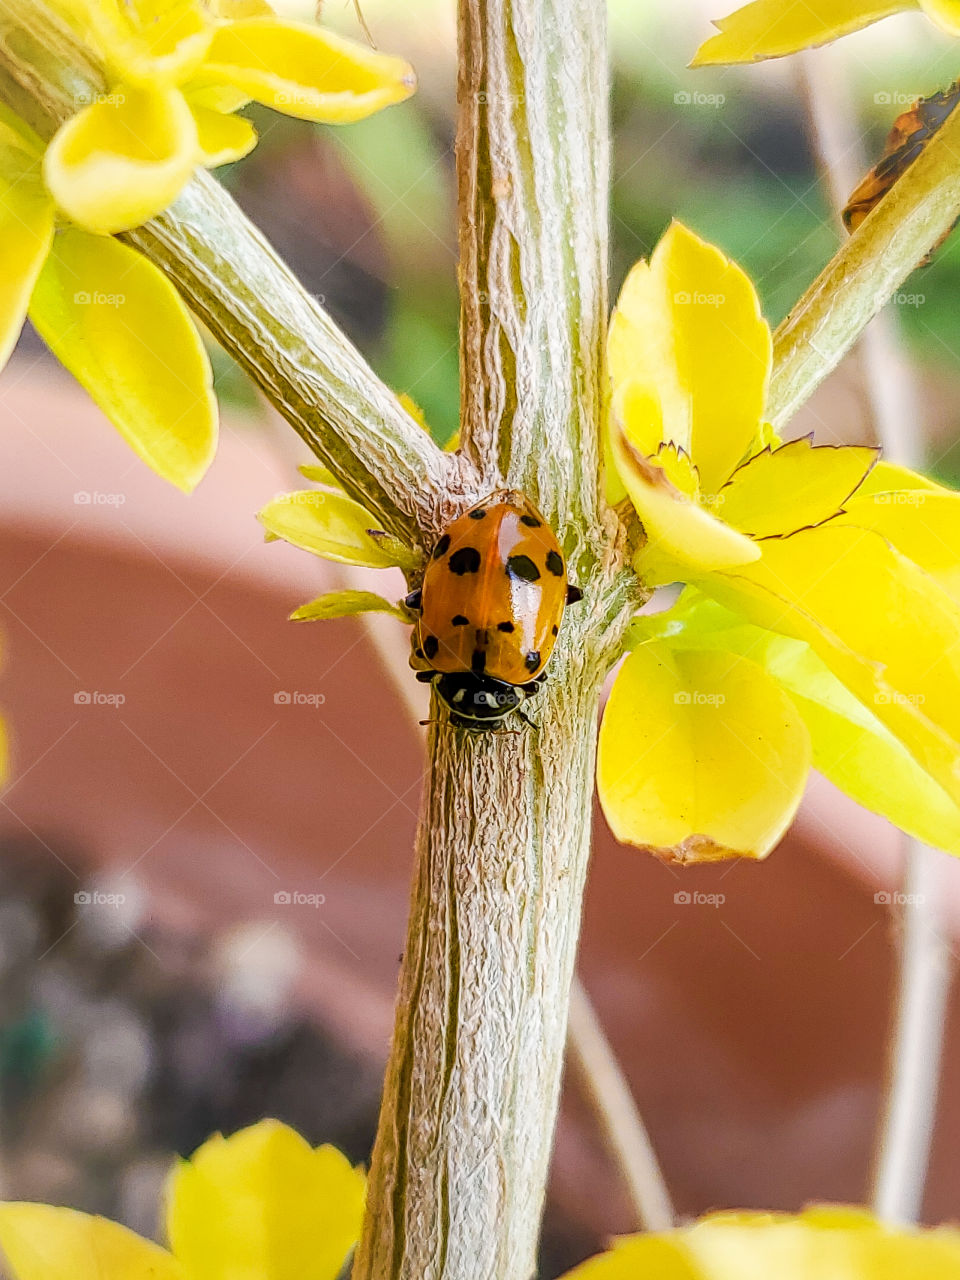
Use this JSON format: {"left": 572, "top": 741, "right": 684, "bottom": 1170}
{"left": 2, "top": 2, "right": 960, "bottom": 1275}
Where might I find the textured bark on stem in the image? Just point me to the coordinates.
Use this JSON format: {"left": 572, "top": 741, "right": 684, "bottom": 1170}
{"left": 768, "top": 99, "right": 960, "bottom": 430}
{"left": 352, "top": 3, "right": 631, "bottom": 1276}
{"left": 0, "top": 0, "right": 453, "bottom": 546}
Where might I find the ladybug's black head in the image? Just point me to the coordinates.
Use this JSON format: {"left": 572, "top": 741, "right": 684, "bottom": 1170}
{"left": 435, "top": 672, "right": 525, "bottom": 730}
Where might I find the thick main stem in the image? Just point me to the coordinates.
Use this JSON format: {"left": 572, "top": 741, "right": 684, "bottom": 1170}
{"left": 354, "top": 3, "right": 620, "bottom": 1276}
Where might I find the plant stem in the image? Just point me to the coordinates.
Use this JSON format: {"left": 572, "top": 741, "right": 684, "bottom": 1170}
{"left": 352, "top": 3, "right": 641, "bottom": 1276}
{"left": 796, "top": 50, "right": 955, "bottom": 1225}
{"left": 768, "top": 95, "right": 960, "bottom": 430}
{"left": 0, "top": 0, "right": 453, "bottom": 547}
{"left": 567, "top": 978, "right": 675, "bottom": 1233}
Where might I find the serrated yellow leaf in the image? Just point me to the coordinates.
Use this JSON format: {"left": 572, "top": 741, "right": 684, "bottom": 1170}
{"left": 597, "top": 643, "right": 810, "bottom": 862}
{"left": 44, "top": 85, "right": 198, "bottom": 234}
{"left": 562, "top": 1205, "right": 960, "bottom": 1279}
{"left": 166, "top": 1120, "right": 365, "bottom": 1280}
{"left": 290, "top": 590, "right": 407, "bottom": 622}
{"left": 0, "top": 150, "right": 54, "bottom": 371}
{"left": 30, "top": 229, "right": 217, "bottom": 491}
{"left": 199, "top": 19, "right": 416, "bottom": 124}
{"left": 259, "top": 491, "right": 409, "bottom": 568}
{"left": 190, "top": 104, "right": 257, "bottom": 167}
{"left": 0, "top": 1202, "right": 183, "bottom": 1280}
{"left": 691, "top": 0, "right": 915, "bottom": 67}
{"left": 718, "top": 437, "right": 878, "bottom": 538}
{"left": 707, "top": 525, "right": 960, "bottom": 806}
{"left": 608, "top": 222, "right": 771, "bottom": 494}
{"left": 612, "top": 424, "right": 760, "bottom": 585}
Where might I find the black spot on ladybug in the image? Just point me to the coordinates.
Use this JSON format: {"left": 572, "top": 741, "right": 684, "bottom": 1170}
{"left": 524, "top": 650, "right": 541, "bottom": 671}
{"left": 468, "top": 508, "right": 487, "bottom": 520}
{"left": 433, "top": 533, "right": 451, "bottom": 559}
{"left": 452, "top": 614, "right": 469, "bottom": 627}
{"left": 449, "top": 546, "right": 482, "bottom": 575}
{"left": 520, "top": 514, "right": 542, "bottom": 528}
{"left": 506, "top": 554, "right": 540, "bottom": 582}
{"left": 423, "top": 635, "right": 440, "bottom": 660}
{"left": 414, "top": 647, "right": 425, "bottom": 659}
{"left": 546, "top": 550, "right": 564, "bottom": 576}
{"left": 497, "top": 621, "right": 515, "bottom": 633}
{"left": 471, "top": 648, "right": 486, "bottom": 675}
{"left": 552, "top": 625, "right": 559, "bottom": 636}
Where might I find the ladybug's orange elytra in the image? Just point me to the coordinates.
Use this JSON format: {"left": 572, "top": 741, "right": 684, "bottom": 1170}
{"left": 407, "top": 489, "right": 582, "bottom": 729}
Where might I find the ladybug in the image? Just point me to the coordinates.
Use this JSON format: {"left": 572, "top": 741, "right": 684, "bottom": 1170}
{"left": 844, "top": 80, "right": 960, "bottom": 250}
{"left": 406, "top": 490, "right": 582, "bottom": 730}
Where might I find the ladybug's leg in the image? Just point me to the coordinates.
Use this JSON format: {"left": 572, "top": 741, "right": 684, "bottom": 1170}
{"left": 566, "top": 584, "right": 583, "bottom": 605}
{"left": 404, "top": 588, "right": 423, "bottom": 611}
{"left": 415, "top": 670, "right": 436, "bottom": 684}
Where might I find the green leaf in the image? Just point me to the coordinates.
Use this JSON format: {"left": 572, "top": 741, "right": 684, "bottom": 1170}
{"left": 290, "top": 590, "right": 408, "bottom": 622}
{"left": 29, "top": 228, "right": 217, "bottom": 492}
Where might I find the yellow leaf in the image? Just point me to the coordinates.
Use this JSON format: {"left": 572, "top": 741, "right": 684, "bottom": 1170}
{"left": 707, "top": 525, "right": 960, "bottom": 807}
{"left": 190, "top": 104, "right": 257, "bottom": 167}
{"left": 199, "top": 19, "right": 416, "bottom": 124}
{"left": 0, "top": 1202, "right": 183, "bottom": 1280}
{"left": 636, "top": 593, "right": 960, "bottom": 857}
{"left": 608, "top": 222, "right": 771, "bottom": 494}
{"left": 836, "top": 487, "right": 960, "bottom": 604}
{"left": 290, "top": 590, "right": 408, "bottom": 621}
{"left": 166, "top": 1120, "right": 365, "bottom": 1280}
{"left": 259, "top": 491, "right": 410, "bottom": 568}
{"left": 718, "top": 437, "right": 878, "bottom": 538}
{"left": 298, "top": 463, "right": 342, "bottom": 487}
{"left": 55, "top": 0, "right": 213, "bottom": 87}
{"left": 44, "top": 84, "right": 198, "bottom": 234}
{"left": 854, "top": 459, "right": 946, "bottom": 499}
{"left": 921, "top": 0, "right": 960, "bottom": 34}
{"left": 597, "top": 643, "right": 810, "bottom": 862}
{"left": 30, "top": 229, "right": 217, "bottom": 492}
{"left": 561, "top": 1206, "right": 960, "bottom": 1279}
{"left": 691, "top": 0, "right": 916, "bottom": 66}
{"left": 0, "top": 149, "right": 54, "bottom": 371}
{"left": 612, "top": 424, "right": 760, "bottom": 585}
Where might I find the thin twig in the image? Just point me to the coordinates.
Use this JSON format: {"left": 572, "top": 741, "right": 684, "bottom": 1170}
{"left": 796, "top": 48, "right": 955, "bottom": 1225}
{"left": 567, "top": 977, "right": 676, "bottom": 1232}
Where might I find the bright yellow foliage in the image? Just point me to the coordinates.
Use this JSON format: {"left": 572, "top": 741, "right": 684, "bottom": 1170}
{"left": 601, "top": 222, "right": 960, "bottom": 864}
{"left": 692, "top": 0, "right": 957, "bottom": 66}
{"left": 561, "top": 1206, "right": 960, "bottom": 1279}
{"left": 0, "top": 1121, "right": 365, "bottom": 1280}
